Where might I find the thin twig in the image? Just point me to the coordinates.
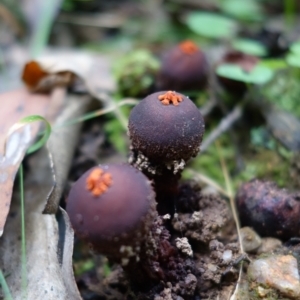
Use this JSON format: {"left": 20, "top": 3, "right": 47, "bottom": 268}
{"left": 201, "top": 105, "right": 243, "bottom": 152}
{"left": 215, "top": 141, "right": 245, "bottom": 299}
{"left": 215, "top": 140, "right": 244, "bottom": 253}
{"left": 19, "top": 164, "right": 28, "bottom": 299}
{"left": 87, "top": 85, "right": 135, "bottom": 130}
{"left": 54, "top": 99, "right": 138, "bottom": 129}
{"left": 199, "top": 97, "right": 217, "bottom": 117}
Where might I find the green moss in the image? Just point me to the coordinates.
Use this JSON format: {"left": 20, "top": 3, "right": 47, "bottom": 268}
{"left": 235, "top": 148, "right": 291, "bottom": 189}
{"left": 103, "top": 116, "right": 128, "bottom": 156}
{"left": 112, "top": 50, "right": 160, "bottom": 97}
{"left": 184, "top": 133, "right": 236, "bottom": 187}
{"left": 74, "top": 258, "right": 95, "bottom": 276}
{"left": 263, "top": 70, "right": 300, "bottom": 118}
{"left": 184, "top": 130, "right": 291, "bottom": 192}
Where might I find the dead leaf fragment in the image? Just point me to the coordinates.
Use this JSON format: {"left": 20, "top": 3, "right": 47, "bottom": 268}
{"left": 44, "top": 94, "right": 91, "bottom": 214}
{"left": 0, "top": 88, "right": 50, "bottom": 237}
{"left": 0, "top": 147, "right": 81, "bottom": 299}
{"left": 21, "top": 51, "right": 115, "bottom": 94}
{"left": 22, "top": 60, "right": 75, "bottom": 93}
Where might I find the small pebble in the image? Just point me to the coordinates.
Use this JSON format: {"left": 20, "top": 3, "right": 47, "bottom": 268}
{"left": 240, "top": 227, "right": 262, "bottom": 253}
{"left": 257, "top": 237, "right": 282, "bottom": 254}
{"left": 248, "top": 254, "right": 300, "bottom": 299}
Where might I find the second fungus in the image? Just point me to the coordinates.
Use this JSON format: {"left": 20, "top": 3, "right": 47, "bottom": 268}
{"left": 66, "top": 163, "right": 156, "bottom": 260}
{"left": 156, "top": 40, "right": 209, "bottom": 92}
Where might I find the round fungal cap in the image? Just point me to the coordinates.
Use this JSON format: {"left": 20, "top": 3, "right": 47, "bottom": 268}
{"left": 128, "top": 91, "right": 205, "bottom": 163}
{"left": 66, "top": 164, "right": 156, "bottom": 254}
{"left": 156, "top": 40, "right": 208, "bottom": 91}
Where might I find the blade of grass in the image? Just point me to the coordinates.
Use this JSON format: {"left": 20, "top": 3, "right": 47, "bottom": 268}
{"left": 9, "top": 116, "right": 52, "bottom": 298}
{"left": 215, "top": 140, "right": 246, "bottom": 300}
{"left": 7, "top": 115, "right": 52, "bottom": 154}
{"left": 54, "top": 99, "right": 138, "bottom": 128}
{"left": 20, "top": 115, "right": 51, "bottom": 154}
{"left": 19, "top": 164, "right": 27, "bottom": 299}
{"left": 215, "top": 140, "right": 243, "bottom": 252}
{"left": 0, "top": 269, "right": 12, "bottom": 300}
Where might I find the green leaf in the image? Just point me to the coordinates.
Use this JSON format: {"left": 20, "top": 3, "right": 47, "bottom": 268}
{"left": 286, "top": 53, "right": 300, "bottom": 67}
{"left": 219, "top": 0, "right": 263, "bottom": 21}
{"left": 216, "top": 63, "right": 274, "bottom": 84}
{"left": 290, "top": 41, "right": 300, "bottom": 55}
{"left": 232, "top": 39, "right": 267, "bottom": 57}
{"left": 19, "top": 115, "right": 51, "bottom": 154}
{"left": 0, "top": 269, "right": 12, "bottom": 300}
{"left": 260, "top": 59, "right": 287, "bottom": 70}
{"left": 186, "top": 12, "right": 237, "bottom": 39}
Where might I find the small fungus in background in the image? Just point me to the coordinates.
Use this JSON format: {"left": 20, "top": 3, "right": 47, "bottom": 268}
{"left": 156, "top": 40, "right": 209, "bottom": 92}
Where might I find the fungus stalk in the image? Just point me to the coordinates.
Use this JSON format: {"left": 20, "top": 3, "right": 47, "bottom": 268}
{"left": 128, "top": 91, "right": 205, "bottom": 214}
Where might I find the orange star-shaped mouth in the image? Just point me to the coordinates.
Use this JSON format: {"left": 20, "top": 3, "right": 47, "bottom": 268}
{"left": 158, "top": 91, "right": 183, "bottom": 106}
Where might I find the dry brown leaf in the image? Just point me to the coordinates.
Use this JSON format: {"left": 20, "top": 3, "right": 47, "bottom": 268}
{"left": 1, "top": 51, "right": 114, "bottom": 235}
{"left": 0, "top": 143, "right": 81, "bottom": 300}
{"left": 0, "top": 51, "right": 114, "bottom": 298}
{"left": 22, "top": 51, "right": 115, "bottom": 94}
{"left": 44, "top": 94, "right": 91, "bottom": 214}
{"left": 22, "top": 61, "right": 75, "bottom": 93}
{"left": 0, "top": 92, "right": 91, "bottom": 299}
{"left": 0, "top": 88, "right": 50, "bottom": 237}
{"left": 59, "top": 207, "right": 82, "bottom": 300}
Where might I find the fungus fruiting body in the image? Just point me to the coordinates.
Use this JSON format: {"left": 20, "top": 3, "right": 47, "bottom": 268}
{"left": 129, "top": 91, "right": 205, "bottom": 166}
{"left": 66, "top": 163, "right": 156, "bottom": 260}
{"left": 236, "top": 179, "right": 300, "bottom": 240}
{"left": 128, "top": 90, "right": 205, "bottom": 214}
{"left": 156, "top": 40, "right": 209, "bottom": 92}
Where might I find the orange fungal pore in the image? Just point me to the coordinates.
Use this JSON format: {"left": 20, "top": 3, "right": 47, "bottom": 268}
{"left": 158, "top": 91, "right": 183, "bottom": 106}
{"left": 179, "top": 40, "right": 198, "bottom": 55}
{"left": 86, "top": 168, "right": 112, "bottom": 196}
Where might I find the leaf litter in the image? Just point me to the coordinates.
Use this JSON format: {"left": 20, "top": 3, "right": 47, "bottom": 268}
{"left": 0, "top": 47, "right": 116, "bottom": 299}
{"left": 0, "top": 88, "right": 50, "bottom": 237}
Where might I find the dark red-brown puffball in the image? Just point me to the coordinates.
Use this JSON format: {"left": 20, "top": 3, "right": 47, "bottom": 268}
{"left": 66, "top": 164, "right": 156, "bottom": 261}
{"left": 128, "top": 91, "right": 205, "bottom": 164}
{"left": 156, "top": 40, "right": 208, "bottom": 92}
